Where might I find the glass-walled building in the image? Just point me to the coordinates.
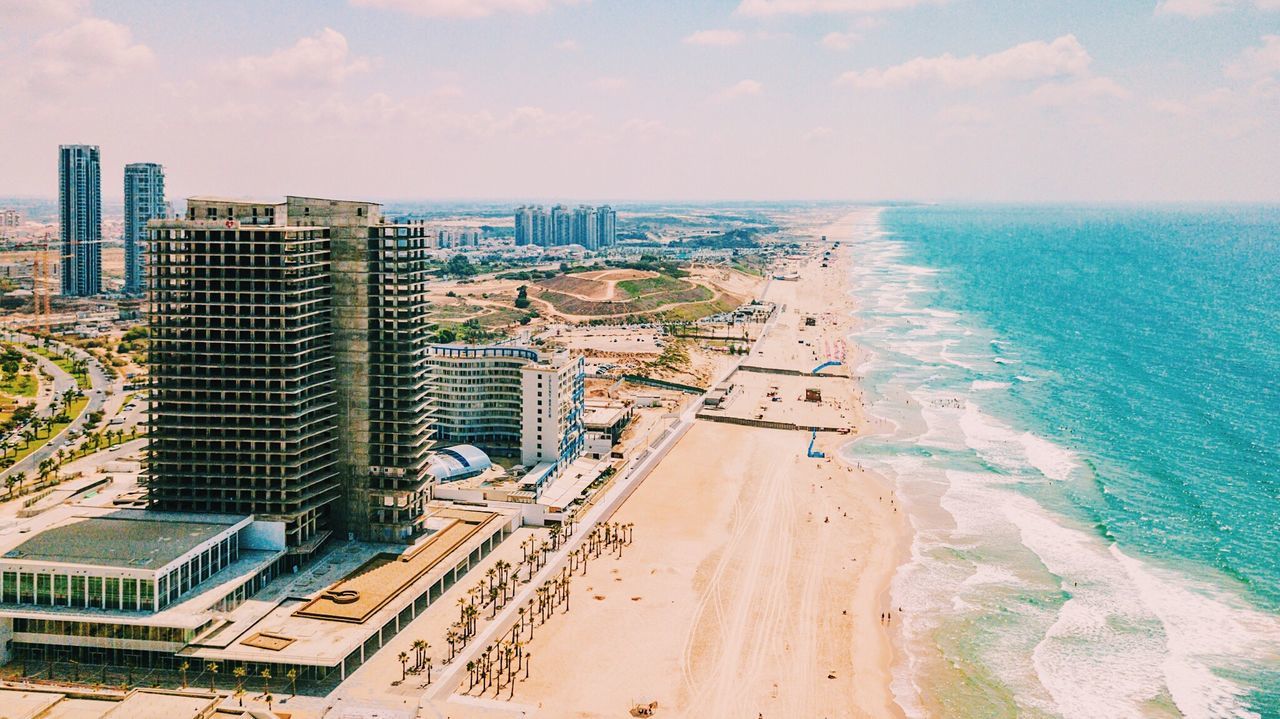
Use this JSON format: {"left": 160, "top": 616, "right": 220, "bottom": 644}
{"left": 0, "top": 511, "right": 286, "bottom": 665}
{"left": 0, "top": 514, "right": 277, "bottom": 613}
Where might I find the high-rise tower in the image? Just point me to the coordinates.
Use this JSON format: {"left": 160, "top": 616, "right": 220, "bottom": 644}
{"left": 124, "top": 163, "right": 166, "bottom": 295}
{"left": 58, "top": 145, "right": 101, "bottom": 296}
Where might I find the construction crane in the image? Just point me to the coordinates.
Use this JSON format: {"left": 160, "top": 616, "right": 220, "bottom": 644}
{"left": 31, "top": 233, "right": 55, "bottom": 335}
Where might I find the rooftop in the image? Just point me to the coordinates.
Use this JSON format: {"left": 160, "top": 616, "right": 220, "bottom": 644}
{"left": 293, "top": 507, "right": 500, "bottom": 624}
{"left": 99, "top": 691, "right": 219, "bottom": 719}
{"left": 3, "top": 514, "right": 241, "bottom": 571}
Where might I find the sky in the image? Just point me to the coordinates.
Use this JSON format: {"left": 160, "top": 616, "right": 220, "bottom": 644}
{"left": 1, "top": 0, "right": 1278, "bottom": 204}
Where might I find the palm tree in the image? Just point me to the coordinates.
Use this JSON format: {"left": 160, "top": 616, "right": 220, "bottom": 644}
{"left": 466, "top": 660, "right": 477, "bottom": 690}
{"left": 397, "top": 652, "right": 408, "bottom": 681}
{"left": 524, "top": 652, "right": 531, "bottom": 680}
{"left": 178, "top": 660, "right": 189, "bottom": 688}
{"left": 286, "top": 668, "right": 298, "bottom": 696}
{"left": 424, "top": 657, "right": 433, "bottom": 685}
{"left": 5, "top": 473, "right": 17, "bottom": 498}
{"left": 233, "top": 666, "right": 247, "bottom": 698}
{"left": 206, "top": 661, "right": 219, "bottom": 692}
{"left": 259, "top": 668, "right": 271, "bottom": 696}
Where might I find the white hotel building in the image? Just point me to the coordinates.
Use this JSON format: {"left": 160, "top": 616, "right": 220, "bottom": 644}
{"left": 429, "top": 344, "right": 585, "bottom": 493}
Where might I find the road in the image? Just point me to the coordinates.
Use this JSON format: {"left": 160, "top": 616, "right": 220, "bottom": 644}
{"left": 0, "top": 333, "right": 112, "bottom": 484}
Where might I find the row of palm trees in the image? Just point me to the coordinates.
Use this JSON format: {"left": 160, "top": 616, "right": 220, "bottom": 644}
{"left": 456, "top": 521, "right": 635, "bottom": 697}
{"left": 177, "top": 660, "right": 299, "bottom": 704}
{"left": 396, "top": 637, "right": 434, "bottom": 684}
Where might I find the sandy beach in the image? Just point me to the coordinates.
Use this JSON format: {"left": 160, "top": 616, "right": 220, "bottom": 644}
{"left": 464, "top": 211, "right": 909, "bottom": 718}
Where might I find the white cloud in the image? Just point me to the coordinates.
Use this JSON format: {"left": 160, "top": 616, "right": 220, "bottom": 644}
{"left": 554, "top": 38, "right": 579, "bottom": 51}
{"left": 1156, "top": 0, "right": 1234, "bottom": 16}
{"left": 821, "top": 31, "right": 859, "bottom": 50}
{"left": 714, "top": 79, "right": 763, "bottom": 100}
{"left": 0, "top": 0, "right": 87, "bottom": 32}
{"left": 349, "top": 0, "right": 583, "bottom": 18}
{"left": 1149, "top": 87, "right": 1234, "bottom": 116}
{"left": 802, "top": 126, "right": 833, "bottom": 141}
{"left": 215, "top": 28, "right": 372, "bottom": 88}
{"left": 28, "top": 17, "right": 153, "bottom": 89}
{"left": 1157, "top": 0, "right": 1280, "bottom": 15}
{"left": 684, "top": 29, "right": 746, "bottom": 46}
{"left": 836, "top": 34, "right": 1091, "bottom": 89}
{"left": 1027, "top": 76, "right": 1130, "bottom": 106}
{"left": 937, "top": 104, "right": 992, "bottom": 125}
{"left": 736, "top": 0, "right": 942, "bottom": 16}
{"left": 592, "top": 76, "right": 627, "bottom": 92}
{"left": 1225, "top": 35, "right": 1280, "bottom": 79}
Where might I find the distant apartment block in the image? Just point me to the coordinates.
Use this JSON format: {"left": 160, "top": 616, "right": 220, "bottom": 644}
{"left": 551, "top": 204, "right": 570, "bottom": 245}
{"left": 434, "top": 227, "right": 481, "bottom": 248}
{"left": 146, "top": 196, "right": 436, "bottom": 548}
{"left": 58, "top": 144, "right": 102, "bottom": 296}
{"left": 0, "top": 209, "right": 19, "bottom": 227}
{"left": 514, "top": 204, "right": 616, "bottom": 249}
{"left": 123, "top": 162, "right": 166, "bottom": 295}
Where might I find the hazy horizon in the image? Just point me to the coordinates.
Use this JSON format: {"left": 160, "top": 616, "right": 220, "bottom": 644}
{"left": 2, "top": 0, "right": 1279, "bottom": 204}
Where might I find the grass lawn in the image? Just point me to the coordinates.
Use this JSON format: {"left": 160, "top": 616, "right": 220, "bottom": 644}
{"left": 32, "top": 347, "right": 90, "bottom": 389}
{"left": 615, "top": 274, "right": 687, "bottom": 298}
{"left": 0, "top": 371, "right": 37, "bottom": 398}
{"left": 8, "top": 396, "right": 89, "bottom": 466}
{"left": 657, "top": 295, "right": 742, "bottom": 323}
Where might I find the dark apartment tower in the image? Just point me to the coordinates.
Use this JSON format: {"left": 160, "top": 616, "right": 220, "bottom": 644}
{"left": 145, "top": 196, "right": 436, "bottom": 548}
{"left": 145, "top": 199, "right": 339, "bottom": 553}
{"left": 286, "top": 197, "right": 435, "bottom": 543}
{"left": 58, "top": 144, "right": 102, "bottom": 296}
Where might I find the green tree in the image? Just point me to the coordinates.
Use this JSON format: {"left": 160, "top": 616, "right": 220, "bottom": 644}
{"left": 447, "top": 254, "right": 476, "bottom": 277}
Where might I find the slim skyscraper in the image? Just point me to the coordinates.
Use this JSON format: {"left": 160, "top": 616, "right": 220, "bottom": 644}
{"left": 514, "top": 206, "right": 534, "bottom": 246}
{"left": 572, "top": 205, "right": 599, "bottom": 250}
{"left": 123, "top": 163, "right": 166, "bottom": 295}
{"left": 596, "top": 205, "right": 617, "bottom": 248}
{"left": 551, "top": 204, "right": 571, "bottom": 246}
{"left": 58, "top": 144, "right": 101, "bottom": 296}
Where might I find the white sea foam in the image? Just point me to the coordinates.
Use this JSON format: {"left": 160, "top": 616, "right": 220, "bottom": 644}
{"left": 1018, "top": 431, "right": 1080, "bottom": 481}
{"left": 1004, "top": 500, "right": 1169, "bottom": 719}
{"left": 971, "top": 380, "right": 1012, "bottom": 391}
{"left": 957, "top": 404, "right": 1080, "bottom": 481}
{"left": 1112, "top": 546, "right": 1280, "bottom": 719}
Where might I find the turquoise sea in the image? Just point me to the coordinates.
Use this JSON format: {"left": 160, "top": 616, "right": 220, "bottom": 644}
{"left": 839, "top": 206, "right": 1280, "bottom": 718}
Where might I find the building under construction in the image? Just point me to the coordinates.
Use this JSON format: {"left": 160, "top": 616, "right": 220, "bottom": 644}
{"left": 145, "top": 197, "right": 436, "bottom": 552}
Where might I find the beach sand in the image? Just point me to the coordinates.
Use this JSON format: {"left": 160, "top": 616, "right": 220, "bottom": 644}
{"left": 467, "top": 214, "right": 909, "bottom": 718}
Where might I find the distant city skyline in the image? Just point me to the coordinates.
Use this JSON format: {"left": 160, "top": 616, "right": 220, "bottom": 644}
{"left": 3, "top": 1, "right": 1280, "bottom": 202}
